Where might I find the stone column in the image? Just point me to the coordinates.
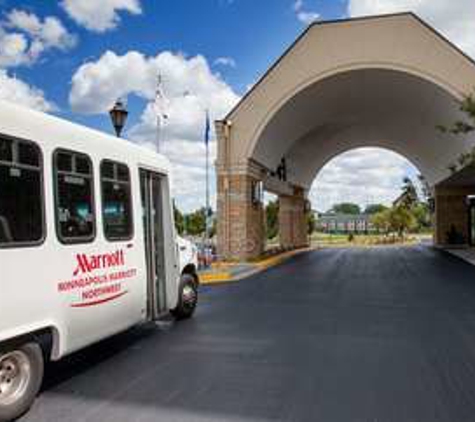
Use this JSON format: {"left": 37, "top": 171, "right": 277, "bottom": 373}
{"left": 279, "top": 187, "right": 309, "bottom": 250}
{"left": 217, "top": 172, "right": 265, "bottom": 261}
{"left": 434, "top": 187, "right": 470, "bottom": 246}
{"left": 215, "top": 120, "right": 266, "bottom": 261}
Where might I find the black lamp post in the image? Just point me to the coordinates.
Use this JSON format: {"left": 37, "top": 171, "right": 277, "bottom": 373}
{"left": 109, "top": 99, "right": 128, "bottom": 137}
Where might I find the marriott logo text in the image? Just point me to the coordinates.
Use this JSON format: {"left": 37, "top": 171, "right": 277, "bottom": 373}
{"left": 73, "top": 250, "right": 125, "bottom": 276}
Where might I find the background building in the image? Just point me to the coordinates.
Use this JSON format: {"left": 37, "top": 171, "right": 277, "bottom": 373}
{"left": 317, "top": 213, "right": 375, "bottom": 234}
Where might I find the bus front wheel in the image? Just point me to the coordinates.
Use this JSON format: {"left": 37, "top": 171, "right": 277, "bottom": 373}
{"left": 172, "top": 274, "right": 198, "bottom": 320}
{"left": 0, "top": 341, "right": 44, "bottom": 422}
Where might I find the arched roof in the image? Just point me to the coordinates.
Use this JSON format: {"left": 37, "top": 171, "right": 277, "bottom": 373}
{"left": 219, "top": 13, "right": 475, "bottom": 189}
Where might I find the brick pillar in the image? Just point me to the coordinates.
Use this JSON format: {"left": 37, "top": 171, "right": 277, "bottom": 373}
{"left": 434, "top": 187, "right": 470, "bottom": 246}
{"left": 217, "top": 172, "right": 265, "bottom": 261}
{"left": 279, "top": 188, "right": 309, "bottom": 249}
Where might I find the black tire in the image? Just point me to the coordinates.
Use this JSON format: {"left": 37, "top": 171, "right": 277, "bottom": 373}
{"left": 0, "top": 342, "right": 44, "bottom": 422}
{"left": 171, "top": 274, "right": 198, "bottom": 320}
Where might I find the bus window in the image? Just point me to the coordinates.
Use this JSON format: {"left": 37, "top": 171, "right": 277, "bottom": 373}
{"left": 101, "top": 160, "right": 133, "bottom": 241}
{"left": 54, "top": 150, "right": 95, "bottom": 243}
{"left": 0, "top": 137, "right": 44, "bottom": 246}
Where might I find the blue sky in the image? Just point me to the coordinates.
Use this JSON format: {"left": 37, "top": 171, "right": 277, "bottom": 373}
{"left": 6, "top": 0, "right": 346, "bottom": 131}
{"left": 0, "top": 0, "right": 473, "bottom": 212}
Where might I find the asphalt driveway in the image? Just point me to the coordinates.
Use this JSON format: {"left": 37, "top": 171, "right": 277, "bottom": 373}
{"left": 21, "top": 246, "right": 475, "bottom": 422}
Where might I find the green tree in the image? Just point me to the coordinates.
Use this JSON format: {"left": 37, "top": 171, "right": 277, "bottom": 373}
{"left": 400, "top": 176, "right": 433, "bottom": 232}
{"left": 417, "top": 174, "right": 432, "bottom": 204}
{"left": 307, "top": 211, "right": 316, "bottom": 235}
{"left": 399, "top": 177, "right": 419, "bottom": 209}
{"left": 371, "top": 175, "right": 432, "bottom": 237}
{"left": 372, "top": 206, "right": 417, "bottom": 237}
{"left": 438, "top": 91, "right": 475, "bottom": 172}
{"left": 174, "top": 203, "right": 184, "bottom": 235}
{"left": 331, "top": 202, "right": 361, "bottom": 215}
{"left": 412, "top": 203, "right": 432, "bottom": 232}
{"left": 186, "top": 207, "right": 207, "bottom": 236}
{"left": 265, "top": 200, "right": 279, "bottom": 240}
{"left": 364, "top": 204, "right": 388, "bottom": 215}
{"left": 371, "top": 209, "right": 391, "bottom": 234}
{"left": 388, "top": 206, "right": 417, "bottom": 238}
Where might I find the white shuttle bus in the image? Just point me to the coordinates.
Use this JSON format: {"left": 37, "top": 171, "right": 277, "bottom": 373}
{"left": 0, "top": 100, "right": 199, "bottom": 421}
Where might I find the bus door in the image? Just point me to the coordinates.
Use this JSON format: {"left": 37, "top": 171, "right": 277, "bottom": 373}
{"left": 140, "top": 169, "right": 167, "bottom": 318}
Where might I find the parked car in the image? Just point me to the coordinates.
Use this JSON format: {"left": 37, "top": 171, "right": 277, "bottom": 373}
{"left": 177, "top": 236, "right": 199, "bottom": 282}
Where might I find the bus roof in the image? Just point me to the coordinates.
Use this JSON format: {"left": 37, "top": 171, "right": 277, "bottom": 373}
{"left": 0, "top": 99, "right": 171, "bottom": 175}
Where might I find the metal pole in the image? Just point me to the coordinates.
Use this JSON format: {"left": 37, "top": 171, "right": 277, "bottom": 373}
{"left": 155, "top": 73, "right": 166, "bottom": 154}
{"left": 205, "top": 116, "right": 210, "bottom": 243}
{"left": 156, "top": 114, "right": 161, "bottom": 153}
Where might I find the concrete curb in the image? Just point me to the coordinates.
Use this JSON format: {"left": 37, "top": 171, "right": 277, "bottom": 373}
{"left": 199, "top": 248, "right": 311, "bottom": 286}
{"left": 438, "top": 246, "right": 475, "bottom": 266}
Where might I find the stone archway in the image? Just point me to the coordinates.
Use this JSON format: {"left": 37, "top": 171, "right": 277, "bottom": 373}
{"left": 216, "top": 13, "right": 475, "bottom": 261}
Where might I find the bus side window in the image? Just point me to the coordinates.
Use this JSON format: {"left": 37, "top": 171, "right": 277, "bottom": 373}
{"left": 0, "top": 136, "right": 44, "bottom": 246}
{"left": 54, "top": 150, "right": 95, "bottom": 243}
{"left": 101, "top": 160, "right": 133, "bottom": 241}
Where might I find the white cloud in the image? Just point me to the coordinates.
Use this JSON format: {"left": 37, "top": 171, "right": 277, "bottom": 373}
{"left": 69, "top": 50, "right": 240, "bottom": 211}
{"left": 0, "top": 9, "right": 76, "bottom": 68}
{"left": 294, "top": 0, "right": 320, "bottom": 25}
{"left": 348, "top": 0, "right": 475, "bottom": 58}
{"left": 0, "top": 70, "right": 54, "bottom": 112}
{"left": 7, "top": 9, "right": 76, "bottom": 54}
{"left": 310, "top": 148, "right": 418, "bottom": 212}
{"left": 0, "top": 29, "right": 29, "bottom": 68}
{"left": 61, "top": 0, "right": 142, "bottom": 32}
{"left": 0, "top": 9, "right": 74, "bottom": 112}
{"left": 70, "top": 50, "right": 239, "bottom": 115}
{"left": 214, "top": 57, "right": 237, "bottom": 68}
{"left": 138, "top": 138, "right": 219, "bottom": 212}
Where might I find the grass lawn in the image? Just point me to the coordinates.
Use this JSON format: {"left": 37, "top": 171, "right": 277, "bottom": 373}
{"left": 310, "top": 232, "right": 433, "bottom": 248}
{"left": 264, "top": 232, "right": 433, "bottom": 249}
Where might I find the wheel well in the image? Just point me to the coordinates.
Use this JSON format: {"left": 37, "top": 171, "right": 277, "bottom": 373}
{"left": 182, "top": 264, "right": 199, "bottom": 284}
{"left": 0, "top": 327, "right": 60, "bottom": 362}
{"left": 182, "top": 263, "right": 197, "bottom": 276}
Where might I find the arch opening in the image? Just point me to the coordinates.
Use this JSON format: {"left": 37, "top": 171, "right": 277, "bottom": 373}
{"left": 309, "top": 147, "right": 433, "bottom": 246}
{"left": 311, "top": 147, "right": 424, "bottom": 212}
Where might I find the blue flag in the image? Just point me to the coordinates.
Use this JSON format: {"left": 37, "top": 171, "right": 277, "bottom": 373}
{"left": 205, "top": 111, "right": 210, "bottom": 146}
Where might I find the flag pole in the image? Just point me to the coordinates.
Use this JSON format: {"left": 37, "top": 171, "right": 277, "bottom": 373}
{"left": 157, "top": 114, "right": 161, "bottom": 153}
{"left": 155, "top": 73, "right": 167, "bottom": 153}
{"left": 205, "top": 110, "right": 211, "bottom": 243}
{"left": 156, "top": 74, "right": 161, "bottom": 153}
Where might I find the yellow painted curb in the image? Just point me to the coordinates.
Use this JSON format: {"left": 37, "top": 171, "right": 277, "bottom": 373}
{"left": 256, "top": 255, "right": 286, "bottom": 268}
{"left": 200, "top": 272, "right": 232, "bottom": 285}
{"left": 199, "top": 248, "right": 312, "bottom": 286}
{"left": 256, "top": 248, "right": 312, "bottom": 268}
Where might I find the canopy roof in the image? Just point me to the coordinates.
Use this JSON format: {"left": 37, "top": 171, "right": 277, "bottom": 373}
{"left": 221, "top": 13, "right": 475, "bottom": 190}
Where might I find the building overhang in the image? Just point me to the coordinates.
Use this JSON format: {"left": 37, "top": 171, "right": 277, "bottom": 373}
{"left": 218, "top": 13, "right": 475, "bottom": 190}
